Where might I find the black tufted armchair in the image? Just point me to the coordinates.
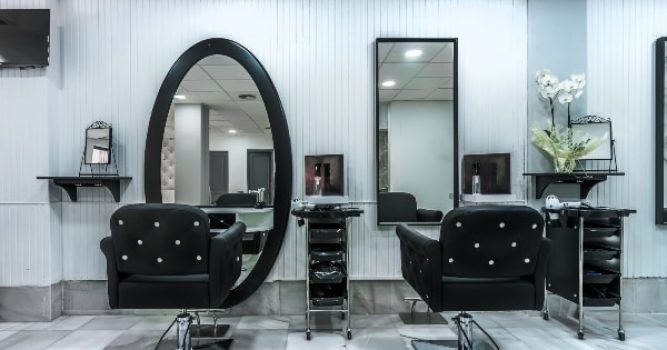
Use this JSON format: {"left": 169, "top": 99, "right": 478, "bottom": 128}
{"left": 396, "top": 206, "right": 551, "bottom": 349}
{"left": 100, "top": 204, "right": 244, "bottom": 349}
{"left": 379, "top": 192, "right": 444, "bottom": 223}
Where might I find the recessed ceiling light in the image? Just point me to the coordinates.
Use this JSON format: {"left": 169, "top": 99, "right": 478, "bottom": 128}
{"left": 405, "top": 49, "right": 423, "bottom": 58}
{"left": 238, "top": 94, "right": 257, "bottom": 101}
{"left": 228, "top": 129, "right": 237, "bottom": 134}
{"left": 174, "top": 94, "right": 186, "bottom": 100}
{"left": 382, "top": 80, "right": 396, "bottom": 87}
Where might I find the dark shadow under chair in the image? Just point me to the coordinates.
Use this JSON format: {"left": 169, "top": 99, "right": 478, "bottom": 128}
{"left": 396, "top": 205, "right": 551, "bottom": 350}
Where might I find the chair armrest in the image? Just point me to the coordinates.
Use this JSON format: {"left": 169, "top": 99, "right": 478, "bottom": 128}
{"left": 209, "top": 222, "right": 245, "bottom": 307}
{"left": 100, "top": 236, "right": 119, "bottom": 309}
{"left": 417, "top": 209, "right": 444, "bottom": 222}
{"left": 396, "top": 224, "right": 443, "bottom": 311}
{"left": 533, "top": 237, "right": 552, "bottom": 310}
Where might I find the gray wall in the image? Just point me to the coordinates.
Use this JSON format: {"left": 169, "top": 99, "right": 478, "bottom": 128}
{"left": 174, "top": 104, "right": 209, "bottom": 205}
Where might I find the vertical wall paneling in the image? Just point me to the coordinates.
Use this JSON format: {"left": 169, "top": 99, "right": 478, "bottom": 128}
{"left": 587, "top": 0, "right": 667, "bottom": 278}
{"left": 2, "top": 0, "right": 528, "bottom": 283}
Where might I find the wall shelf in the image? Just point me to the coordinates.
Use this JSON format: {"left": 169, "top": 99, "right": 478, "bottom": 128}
{"left": 523, "top": 172, "right": 625, "bottom": 199}
{"left": 37, "top": 176, "right": 132, "bottom": 202}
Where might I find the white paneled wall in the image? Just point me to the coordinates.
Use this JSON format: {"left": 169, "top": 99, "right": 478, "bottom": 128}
{"left": 0, "top": 0, "right": 61, "bottom": 286}
{"left": 587, "top": 0, "right": 667, "bottom": 278}
{"left": 3, "top": 0, "right": 528, "bottom": 284}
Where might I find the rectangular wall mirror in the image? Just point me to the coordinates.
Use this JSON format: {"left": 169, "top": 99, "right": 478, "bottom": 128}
{"left": 656, "top": 37, "right": 667, "bottom": 224}
{"left": 375, "top": 38, "right": 458, "bottom": 226}
{"left": 84, "top": 127, "right": 111, "bottom": 164}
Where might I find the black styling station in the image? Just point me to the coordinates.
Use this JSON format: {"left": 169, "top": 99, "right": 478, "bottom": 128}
{"left": 543, "top": 207, "right": 636, "bottom": 341}
{"left": 291, "top": 207, "right": 364, "bottom": 340}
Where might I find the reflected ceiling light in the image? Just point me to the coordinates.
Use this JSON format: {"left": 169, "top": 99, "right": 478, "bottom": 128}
{"left": 174, "top": 94, "right": 186, "bottom": 100}
{"left": 228, "top": 129, "right": 237, "bottom": 134}
{"left": 404, "top": 49, "right": 423, "bottom": 58}
{"left": 238, "top": 94, "right": 257, "bottom": 101}
{"left": 382, "top": 80, "right": 396, "bottom": 87}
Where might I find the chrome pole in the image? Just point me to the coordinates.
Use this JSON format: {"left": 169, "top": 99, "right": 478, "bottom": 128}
{"left": 176, "top": 310, "right": 192, "bottom": 350}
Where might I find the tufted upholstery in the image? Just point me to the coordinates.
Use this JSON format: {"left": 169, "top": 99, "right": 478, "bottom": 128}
{"left": 160, "top": 126, "right": 175, "bottom": 203}
{"left": 379, "top": 192, "right": 444, "bottom": 222}
{"left": 396, "top": 206, "right": 551, "bottom": 313}
{"left": 100, "top": 203, "right": 244, "bottom": 309}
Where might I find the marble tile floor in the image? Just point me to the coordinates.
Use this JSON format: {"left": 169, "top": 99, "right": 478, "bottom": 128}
{"left": 0, "top": 311, "right": 665, "bottom": 349}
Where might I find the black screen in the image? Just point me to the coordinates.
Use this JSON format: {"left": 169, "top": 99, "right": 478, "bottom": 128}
{"left": 0, "top": 9, "right": 50, "bottom": 68}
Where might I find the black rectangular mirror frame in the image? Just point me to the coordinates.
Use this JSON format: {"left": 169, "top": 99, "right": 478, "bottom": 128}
{"left": 375, "top": 38, "right": 459, "bottom": 226}
{"left": 656, "top": 37, "right": 666, "bottom": 224}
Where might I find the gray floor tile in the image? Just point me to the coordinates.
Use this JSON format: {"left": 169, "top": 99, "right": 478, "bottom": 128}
{"left": 236, "top": 315, "right": 290, "bottom": 330}
{"left": 0, "top": 330, "right": 69, "bottom": 350}
{"left": 45, "top": 330, "right": 123, "bottom": 350}
{"left": 80, "top": 316, "right": 141, "bottom": 330}
{"left": 229, "top": 330, "right": 287, "bottom": 350}
{"left": 24, "top": 316, "right": 96, "bottom": 331}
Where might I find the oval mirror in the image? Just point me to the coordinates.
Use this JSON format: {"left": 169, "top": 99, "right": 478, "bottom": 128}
{"left": 144, "top": 39, "right": 292, "bottom": 307}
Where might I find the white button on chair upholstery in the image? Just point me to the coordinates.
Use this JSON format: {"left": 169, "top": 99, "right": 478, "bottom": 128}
{"left": 157, "top": 257, "right": 163, "bottom": 263}
{"left": 137, "top": 240, "right": 143, "bottom": 246}
{"left": 499, "top": 222, "right": 506, "bottom": 228}
{"left": 511, "top": 242, "right": 517, "bottom": 248}
{"left": 455, "top": 221, "right": 462, "bottom": 228}
{"left": 524, "top": 258, "right": 530, "bottom": 264}
{"left": 193, "top": 221, "right": 200, "bottom": 227}
{"left": 236, "top": 256, "right": 240, "bottom": 262}
{"left": 118, "top": 219, "right": 124, "bottom": 226}
{"left": 474, "top": 243, "right": 480, "bottom": 249}
{"left": 175, "top": 240, "right": 181, "bottom": 246}
{"left": 121, "top": 255, "right": 128, "bottom": 261}
{"left": 488, "top": 260, "right": 494, "bottom": 266}
{"left": 448, "top": 258, "right": 454, "bottom": 263}
{"left": 154, "top": 221, "right": 160, "bottom": 228}
{"left": 532, "top": 223, "right": 538, "bottom": 229}
{"left": 196, "top": 255, "right": 202, "bottom": 261}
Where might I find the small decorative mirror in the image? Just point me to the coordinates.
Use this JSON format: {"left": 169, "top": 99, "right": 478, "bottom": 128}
{"left": 570, "top": 116, "right": 613, "bottom": 161}
{"left": 80, "top": 121, "right": 116, "bottom": 175}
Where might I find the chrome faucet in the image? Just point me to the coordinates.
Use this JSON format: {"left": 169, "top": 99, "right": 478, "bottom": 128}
{"left": 249, "top": 188, "right": 266, "bottom": 204}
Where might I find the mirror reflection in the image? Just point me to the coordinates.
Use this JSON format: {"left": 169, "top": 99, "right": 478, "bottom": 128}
{"left": 160, "top": 54, "right": 274, "bottom": 283}
{"left": 376, "top": 40, "right": 457, "bottom": 224}
{"left": 85, "top": 128, "right": 111, "bottom": 164}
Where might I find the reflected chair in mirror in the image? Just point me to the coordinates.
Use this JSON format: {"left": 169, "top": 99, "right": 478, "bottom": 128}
{"left": 215, "top": 192, "right": 258, "bottom": 208}
{"left": 100, "top": 204, "right": 244, "bottom": 350}
{"left": 379, "top": 192, "right": 444, "bottom": 223}
{"left": 396, "top": 206, "right": 551, "bottom": 350}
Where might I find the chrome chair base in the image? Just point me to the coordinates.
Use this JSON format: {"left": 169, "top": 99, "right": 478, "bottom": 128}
{"left": 399, "top": 298, "right": 448, "bottom": 325}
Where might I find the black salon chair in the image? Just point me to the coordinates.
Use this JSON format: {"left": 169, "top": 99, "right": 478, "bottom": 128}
{"left": 215, "top": 193, "right": 257, "bottom": 208}
{"left": 100, "top": 203, "right": 244, "bottom": 350}
{"left": 396, "top": 206, "right": 551, "bottom": 349}
{"left": 379, "top": 192, "right": 444, "bottom": 222}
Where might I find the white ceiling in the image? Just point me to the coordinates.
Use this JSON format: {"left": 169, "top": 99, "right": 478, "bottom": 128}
{"left": 378, "top": 42, "right": 454, "bottom": 102}
{"left": 172, "top": 54, "right": 270, "bottom": 135}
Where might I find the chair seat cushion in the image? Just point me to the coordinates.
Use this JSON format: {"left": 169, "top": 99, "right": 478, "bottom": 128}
{"left": 441, "top": 276, "right": 536, "bottom": 311}
{"left": 118, "top": 274, "right": 210, "bottom": 309}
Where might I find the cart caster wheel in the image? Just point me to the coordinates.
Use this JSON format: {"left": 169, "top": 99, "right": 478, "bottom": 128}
{"left": 618, "top": 330, "right": 625, "bottom": 341}
{"left": 347, "top": 330, "right": 352, "bottom": 340}
{"left": 542, "top": 312, "right": 549, "bottom": 321}
{"left": 577, "top": 331, "right": 584, "bottom": 340}
{"left": 306, "top": 331, "right": 311, "bottom": 341}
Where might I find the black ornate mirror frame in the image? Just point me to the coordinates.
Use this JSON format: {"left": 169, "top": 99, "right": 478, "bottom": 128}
{"left": 144, "top": 38, "right": 292, "bottom": 306}
{"left": 656, "top": 37, "right": 667, "bottom": 224}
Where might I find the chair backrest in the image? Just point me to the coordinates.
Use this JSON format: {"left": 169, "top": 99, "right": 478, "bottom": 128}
{"left": 110, "top": 204, "right": 210, "bottom": 275}
{"left": 378, "top": 192, "right": 418, "bottom": 222}
{"left": 215, "top": 193, "right": 257, "bottom": 208}
{"left": 440, "top": 206, "right": 544, "bottom": 278}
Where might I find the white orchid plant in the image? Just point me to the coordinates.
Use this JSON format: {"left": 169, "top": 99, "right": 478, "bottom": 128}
{"left": 532, "top": 69, "right": 606, "bottom": 173}
{"left": 535, "top": 69, "right": 586, "bottom": 126}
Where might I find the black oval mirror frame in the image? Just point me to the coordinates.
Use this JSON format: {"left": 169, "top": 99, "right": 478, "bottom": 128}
{"left": 144, "top": 38, "right": 292, "bottom": 307}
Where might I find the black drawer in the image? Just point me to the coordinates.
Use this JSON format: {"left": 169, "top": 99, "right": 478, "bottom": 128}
{"left": 310, "top": 262, "right": 346, "bottom": 284}
{"left": 312, "top": 297, "right": 345, "bottom": 307}
{"left": 586, "top": 257, "right": 620, "bottom": 273}
{"left": 310, "top": 283, "right": 346, "bottom": 305}
{"left": 583, "top": 269, "right": 619, "bottom": 284}
{"left": 311, "top": 249, "right": 344, "bottom": 262}
{"left": 584, "top": 235, "right": 620, "bottom": 250}
{"left": 584, "top": 249, "right": 618, "bottom": 261}
{"left": 310, "top": 228, "right": 345, "bottom": 244}
{"left": 584, "top": 226, "right": 619, "bottom": 239}
{"left": 583, "top": 284, "right": 620, "bottom": 307}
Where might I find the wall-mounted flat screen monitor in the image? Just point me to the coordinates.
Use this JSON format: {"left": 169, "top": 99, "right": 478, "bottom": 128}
{"left": 0, "top": 9, "right": 50, "bottom": 68}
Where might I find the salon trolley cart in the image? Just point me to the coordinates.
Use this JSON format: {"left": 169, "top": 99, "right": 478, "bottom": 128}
{"left": 542, "top": 207, "right": 635, "bottom": 341}
{"left": 291, "top": 207, "right": 363, "bottom": 341}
